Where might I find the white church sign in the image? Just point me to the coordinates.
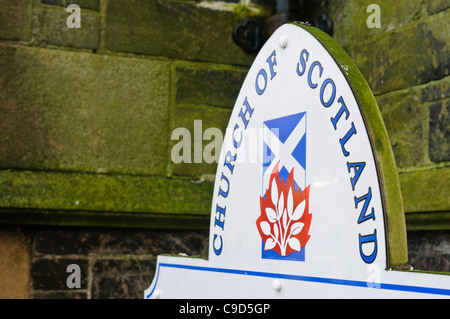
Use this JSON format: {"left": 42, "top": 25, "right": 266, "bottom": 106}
{"left": 145, "top": 23, "right": 450, "bottom": 299}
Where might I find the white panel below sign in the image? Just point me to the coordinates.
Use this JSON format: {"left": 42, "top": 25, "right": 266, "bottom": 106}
{"left": 145, "top": 23, "right": 450, "bottom": 299}
{"left": 146, "top": 256, "right": 450, "bottom": 299}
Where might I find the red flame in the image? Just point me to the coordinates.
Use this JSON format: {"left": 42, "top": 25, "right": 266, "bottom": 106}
{"left": 256, "top": 162, "right": 311, "bottom": 257}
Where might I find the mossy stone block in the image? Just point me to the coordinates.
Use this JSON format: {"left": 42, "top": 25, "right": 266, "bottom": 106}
{"left": 406, "top": 212, "right": 450, "bottom": 231}
{"left": 328, "top": 0, "right": 425, "bottom": 48}
{"left": 42, "top": 0, "right": 64, "bottom": 5}
{"left": 174, "top": 62, "right": 248, "bottom": 109}
{"left": 66, "top": 0, "right": 100, "bottom": 11}
{"left": 105, "top": 0, "right": 256, "bottom": 65}
{"left": 429, "top": 100, "right": 450, "bottom": 162}
{"left": 377, "top": 76, "right": 450, "bottom": 167}
{"left": 428, "top": 0, "right": 450, "bottom": 14}
{"left": 0, "top": 44, "right": 170, "bottom": 175}
{"left": 400, "top": 166, "right": 450, "bottom": 213}
{"left": 0, "top": 0, "right": 33, "bottom": 41}
{"left": 376, "top": 89, "right": 427, "bottom": 168}
{"left": 0, "top": 170, "right": 213, "bottom": 215}
{"left": 34, "top": 4, "right": 100, "bottom": 50}
{"left": 43, "top": 0, "right": 100, "bottom": 10}
{"left": 421, "top": 76, "right": 450, "bottom": 103}
{"left": 171, "top": 106, "right": 232, "bottom": 176}
{"left": 351, "top": 10, "right": 449, "bottom": 94}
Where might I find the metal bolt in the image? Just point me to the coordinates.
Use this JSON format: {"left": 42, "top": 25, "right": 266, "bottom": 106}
{"left": 273, "top": 279, "right": 282, "bottom": 291}
{"left": 279, "top": 36, "right": 288, "bottom": 49}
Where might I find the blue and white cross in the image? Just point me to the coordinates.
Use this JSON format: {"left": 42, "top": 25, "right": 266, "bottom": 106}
{"left": 262, "top": 112, "right": 307, "bottom": 195}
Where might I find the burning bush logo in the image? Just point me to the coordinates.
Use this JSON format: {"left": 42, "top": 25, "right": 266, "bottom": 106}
{"left": 257, "top": 162, "right": 311, "bottom": 259}
{"left": 257, "top": 112, "right": 311, "bottom": 261}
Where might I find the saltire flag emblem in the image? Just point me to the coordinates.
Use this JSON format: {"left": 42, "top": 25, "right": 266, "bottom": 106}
{"left": 256, "top": 112, "right": 312, "bottom": 261}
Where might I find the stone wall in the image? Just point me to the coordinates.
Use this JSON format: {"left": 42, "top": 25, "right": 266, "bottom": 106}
{"left": 324, "top": 0, "right": 449, "bottom": 227}
{"left": 29, "top": 226, "right": 208, "bottom": 299}
{"left": 0, "top": 225, "right": 208, "bottom": 299}
{"left": 0, "top": 0, "right": 256, "bottom": 230}
{"left": 0, "top": 0, "right": 448, "bottom": 298}
{"left": 0, "top": 0, "right": 265, "bottom": 299}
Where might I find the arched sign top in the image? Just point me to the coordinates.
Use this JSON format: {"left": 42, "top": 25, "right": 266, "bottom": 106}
{"left": 145, "top": 24, "right": 450, "bottom": 299}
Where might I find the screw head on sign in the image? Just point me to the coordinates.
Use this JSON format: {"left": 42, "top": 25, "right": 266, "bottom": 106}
{"left": 279, "top": 36, "right": 288, "bottom": 49}
{"left": 273, "top": 279, "right": 282, "bottom": 291}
